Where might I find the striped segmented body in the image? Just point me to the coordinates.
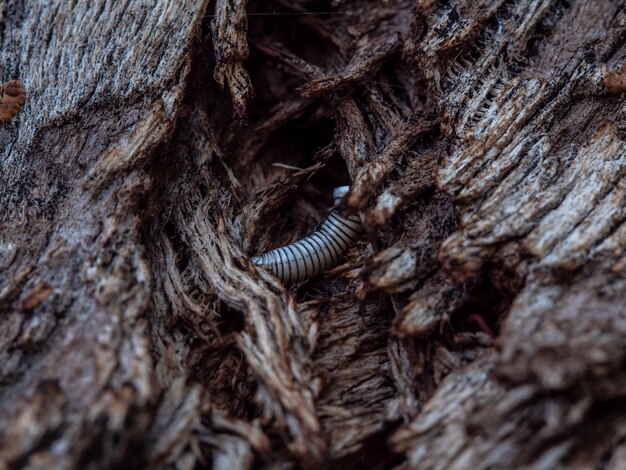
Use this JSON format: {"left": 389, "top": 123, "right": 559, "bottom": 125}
{"left": 252, "top": 186, "right": 364, "bottom": 283}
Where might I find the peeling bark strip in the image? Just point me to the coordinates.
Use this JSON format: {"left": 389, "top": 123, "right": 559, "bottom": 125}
{"left": 1, "top": 0, "right": 625, "bottom": 468}
{"left": 211, "top": 0, "right": 253, "bottom": 121}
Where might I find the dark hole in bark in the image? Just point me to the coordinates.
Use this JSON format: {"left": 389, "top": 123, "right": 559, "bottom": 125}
{"left": 215, "top": 300, "right": 246, "bottom": 335}
{"left": 334, "top": 421, "right": 405, "bottom": 470}
{"left": 452, "top": 277, "right": 514, "bottom": 337}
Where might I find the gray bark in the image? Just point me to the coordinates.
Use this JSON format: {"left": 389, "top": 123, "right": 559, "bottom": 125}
{"left": 0, "top": 0, "right": 625, "bottom": 468}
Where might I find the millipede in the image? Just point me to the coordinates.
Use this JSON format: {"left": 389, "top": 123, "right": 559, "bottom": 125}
{"left": 252, "top": 186, "right": 364, "bottom": 284}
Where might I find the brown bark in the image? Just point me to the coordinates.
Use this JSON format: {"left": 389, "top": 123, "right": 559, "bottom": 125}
{"left": 0, "top": 0, "right": 624, "bottom": 468}
{"left": 0, "top": 80, "right": 25, "bottom": 123}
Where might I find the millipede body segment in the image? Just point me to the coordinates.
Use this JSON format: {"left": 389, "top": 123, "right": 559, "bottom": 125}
{"left": 252, "top": 186, "right": 364, "bottom": 284}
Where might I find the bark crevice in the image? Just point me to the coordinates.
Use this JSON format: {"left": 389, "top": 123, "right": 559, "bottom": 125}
{"left": 1, "top": 0, "right": 624, "bottom": 468}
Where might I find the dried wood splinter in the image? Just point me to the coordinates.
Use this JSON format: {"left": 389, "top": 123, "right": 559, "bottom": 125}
{"left": 253, "top": 186, "right": 364, "bottom": 284}
{"left": 0, "top": 80, "right": 26, "bottom": 123}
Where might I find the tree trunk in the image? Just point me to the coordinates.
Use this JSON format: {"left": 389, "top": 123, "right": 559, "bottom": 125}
{"left": 1, "top": 0, "right": 625, "bottom": 468}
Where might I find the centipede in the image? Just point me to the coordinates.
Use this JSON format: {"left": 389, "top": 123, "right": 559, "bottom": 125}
{"left": 252, "top": 186, "right": 364, "bottom": 284}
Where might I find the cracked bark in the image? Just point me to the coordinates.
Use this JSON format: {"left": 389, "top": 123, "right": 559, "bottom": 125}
{"left": 1, "top": 0, "right": 625, "bottom": 468}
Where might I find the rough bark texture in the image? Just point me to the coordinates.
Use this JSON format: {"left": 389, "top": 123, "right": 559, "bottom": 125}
{"left": 0, "top": 0, "right": 624, "bottom": 468}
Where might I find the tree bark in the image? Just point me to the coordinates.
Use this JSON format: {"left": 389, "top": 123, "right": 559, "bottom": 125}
{"left": 0, "top": 0, "right": 624, "bottom": 468}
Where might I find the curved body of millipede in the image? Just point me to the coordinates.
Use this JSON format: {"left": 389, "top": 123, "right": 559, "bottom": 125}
{"left": 252, "top": 186, "right": 364, "bottom": 284}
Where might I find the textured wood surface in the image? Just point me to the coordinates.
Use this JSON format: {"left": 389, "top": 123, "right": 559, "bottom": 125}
{"left": 0, "top": 0, "right": 624, "bottom": 468}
